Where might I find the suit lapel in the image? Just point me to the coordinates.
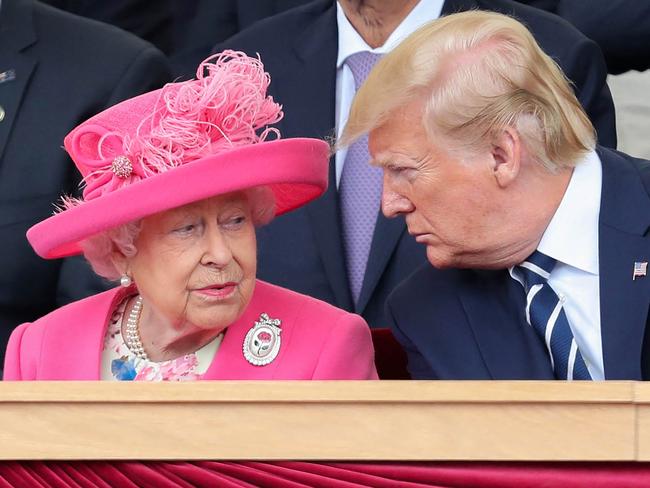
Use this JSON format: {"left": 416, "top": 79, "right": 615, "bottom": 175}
{"left": 305, "top": 160, "right": 353, "bottom": 310}
{"left": 278, "top": 2, "right": 353, "bottom": 310}
{"left": 356, "top": 213, "right": 406, "bottom": 313}
{"left": 597, "top": 147, "right": 650, "bottom": 379}
{"left": 0, "top": 0, "right": 37, "bottom": 163}
{"left": 459, "top": 270, "right": 555, "bottom": 379}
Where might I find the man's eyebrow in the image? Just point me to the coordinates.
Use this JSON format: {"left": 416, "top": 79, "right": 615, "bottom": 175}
{"left": 373, "top": 154, "right": 424, "bottom": 168}
{"left": 370, "top": 154, "right": 392, "bottom": 167}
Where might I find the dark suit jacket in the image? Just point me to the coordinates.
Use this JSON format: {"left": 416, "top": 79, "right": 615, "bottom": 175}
{"left": 172, "top": 0, "right": 309, "bottom": 78}
{"left": 0, "top": 0, "right": 170, "bottom": 365}
{"left": 41, "top": 1, "right": 318, "bottom": 78}
{"left": 387, "top": 147, "right": 650, "bottom": 380}
{"left": 518, "top": 0, "right": 650, "bottom": 74}
{"left": 41, "top": 0, "right": 174, "bottom": 55}
{"left": 214, "top": 0, "right": 618, "bottom": 329}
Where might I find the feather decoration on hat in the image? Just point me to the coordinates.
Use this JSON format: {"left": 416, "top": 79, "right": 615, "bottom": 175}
{"left": 59, "top": 51, "right": 283, "bottom": 211}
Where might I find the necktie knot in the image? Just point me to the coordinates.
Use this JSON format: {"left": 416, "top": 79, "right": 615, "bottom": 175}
{"left": 515, "top": 250, "right": 558, "bottom": 290}
{"left": 345, "top": 51, "right": 383, "bottom": 90}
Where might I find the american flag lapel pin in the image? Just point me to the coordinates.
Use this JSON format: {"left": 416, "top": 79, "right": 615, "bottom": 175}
{"left": 633, "top": 261, "right": 648, "bottom": 280}
{"left": 0, "top": 69, "right": 16, "bottom": 84}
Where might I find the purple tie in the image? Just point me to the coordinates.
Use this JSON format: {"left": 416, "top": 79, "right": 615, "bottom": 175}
{"left": 340, "top": 51, "right": 383, "bottom": 303}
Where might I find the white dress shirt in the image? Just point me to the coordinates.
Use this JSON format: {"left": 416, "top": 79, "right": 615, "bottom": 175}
{"left": 334, "top": 0, "right": 444, "bottom": 187}
{"left": 511, "top": 150, "right": 604, "bottom": 380}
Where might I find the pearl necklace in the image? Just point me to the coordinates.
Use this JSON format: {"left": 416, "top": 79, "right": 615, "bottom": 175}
{"left": 124, "top": 295, "right": 149, "bottom": 360}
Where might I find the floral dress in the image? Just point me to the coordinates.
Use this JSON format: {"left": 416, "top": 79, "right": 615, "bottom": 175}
{"left": 101, "top": 299, "right": 222, "bottom": 381}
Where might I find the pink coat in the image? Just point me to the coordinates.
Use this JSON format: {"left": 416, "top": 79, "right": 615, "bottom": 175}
{"left": 4, "top": 280, "right": 378, "bottom": 380}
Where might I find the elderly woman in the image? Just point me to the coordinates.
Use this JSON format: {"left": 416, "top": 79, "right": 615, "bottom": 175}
{"left": 3, "top": 52, "right": 378, "bottom": 381}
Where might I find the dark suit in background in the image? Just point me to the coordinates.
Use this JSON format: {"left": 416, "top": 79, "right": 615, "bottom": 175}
{"left": 40, "top": 1, "right": 313, "bottom": 78}
{"left": 0, "top": 0, "right": 170, "bottom": 366}
{"left": 213, "top": 0, "right": 617, "bottom": 329}
{"left": 41, "top": 0, "right": 174, "bottom": 55}
{"left": 172, "top": 0, "right": 309, "bottom": 78}
{"left": 518, "top": 0, "right": 650, "bottom": 73}
{"left": 387, "top": 147, "right": 650, "bottom": 380}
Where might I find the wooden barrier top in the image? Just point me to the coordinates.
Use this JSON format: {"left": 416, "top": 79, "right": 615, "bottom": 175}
{"left": 0, "top": 381, "right": 649, "bottom": 461}
{"left": 0, "top": 380, "right": 639, "bottom": 402}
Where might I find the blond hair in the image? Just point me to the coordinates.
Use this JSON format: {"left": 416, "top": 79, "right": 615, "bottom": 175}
{"left": 340, "top": 10, "right": 596, "bottom": 170}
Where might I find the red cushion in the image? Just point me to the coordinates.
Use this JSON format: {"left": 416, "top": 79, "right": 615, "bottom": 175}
{"left": 371, "top": 328, "right": 410, "bottom": 379}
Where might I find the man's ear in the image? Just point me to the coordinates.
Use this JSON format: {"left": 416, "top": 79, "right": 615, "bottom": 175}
{"left": 489, "top": 126, "right": 521, "bottom": 188}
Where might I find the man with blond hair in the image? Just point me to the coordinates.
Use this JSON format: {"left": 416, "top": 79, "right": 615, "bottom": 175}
{"left": 213, "top": 1, "right": 616, "bottom": 340}
{"left": 342, "top": 11, "right": 650, "bottom": 380}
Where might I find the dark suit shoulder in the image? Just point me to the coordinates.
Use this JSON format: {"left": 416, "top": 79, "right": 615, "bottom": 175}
{"left": 477, "top": 0, "right": 589, "bottom": 44}
{"left": 31, "top": 1, "right": 170, "bottom": 100}
{"left": 598, "top": 146, "right": 650, "bottom": 198}
{"left": 635, "top": 158, "right": 650, "bottom": 190}
{"left": 214, "top": 0, "right": 332, "bottom": 55}
{"left": 622, "top": 151, "right": 650, "bottom": 187}
{"left": 29, "top": 0, "right": 170, "bottom": 96}
{"left": 33, "top": 1, "right": 161, "bottom": 57}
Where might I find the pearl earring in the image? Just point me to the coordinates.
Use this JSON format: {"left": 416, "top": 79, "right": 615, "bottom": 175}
{"left": 120, "top": 274, "right": 132, "bottom": 287}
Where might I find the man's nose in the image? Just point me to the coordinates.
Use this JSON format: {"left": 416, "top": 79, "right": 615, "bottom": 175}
{"left": 381, "top": 183, "right": 413, "bottom": 218}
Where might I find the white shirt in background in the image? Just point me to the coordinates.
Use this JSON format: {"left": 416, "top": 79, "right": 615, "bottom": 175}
{"left": 334, "top": 0, "right": 444, "bottom": 186}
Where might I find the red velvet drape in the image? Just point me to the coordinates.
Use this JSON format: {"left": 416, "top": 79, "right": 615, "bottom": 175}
{"left": 2, "top": 461, "right": 650, "bottom": 488}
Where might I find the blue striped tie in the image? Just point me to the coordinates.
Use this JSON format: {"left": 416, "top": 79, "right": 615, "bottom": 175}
{"left": 513, "top": 251, "right": 592, "bottom": 380}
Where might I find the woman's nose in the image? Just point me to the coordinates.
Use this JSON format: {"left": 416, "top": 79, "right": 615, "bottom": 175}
{"left": 200, "top": 227, "right": 233, "bottom": 268}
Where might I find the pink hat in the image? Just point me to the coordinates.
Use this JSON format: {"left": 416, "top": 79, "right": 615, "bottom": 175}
{"left": 27, "top": 51, "right": 329, "bottom": 259}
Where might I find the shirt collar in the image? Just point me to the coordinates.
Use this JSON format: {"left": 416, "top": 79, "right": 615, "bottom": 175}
{"left": 336, "top": 0, "right": 444, "bottom": 68}
{"left": 536, "top": 150, "right": 602, "bottom": 274}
